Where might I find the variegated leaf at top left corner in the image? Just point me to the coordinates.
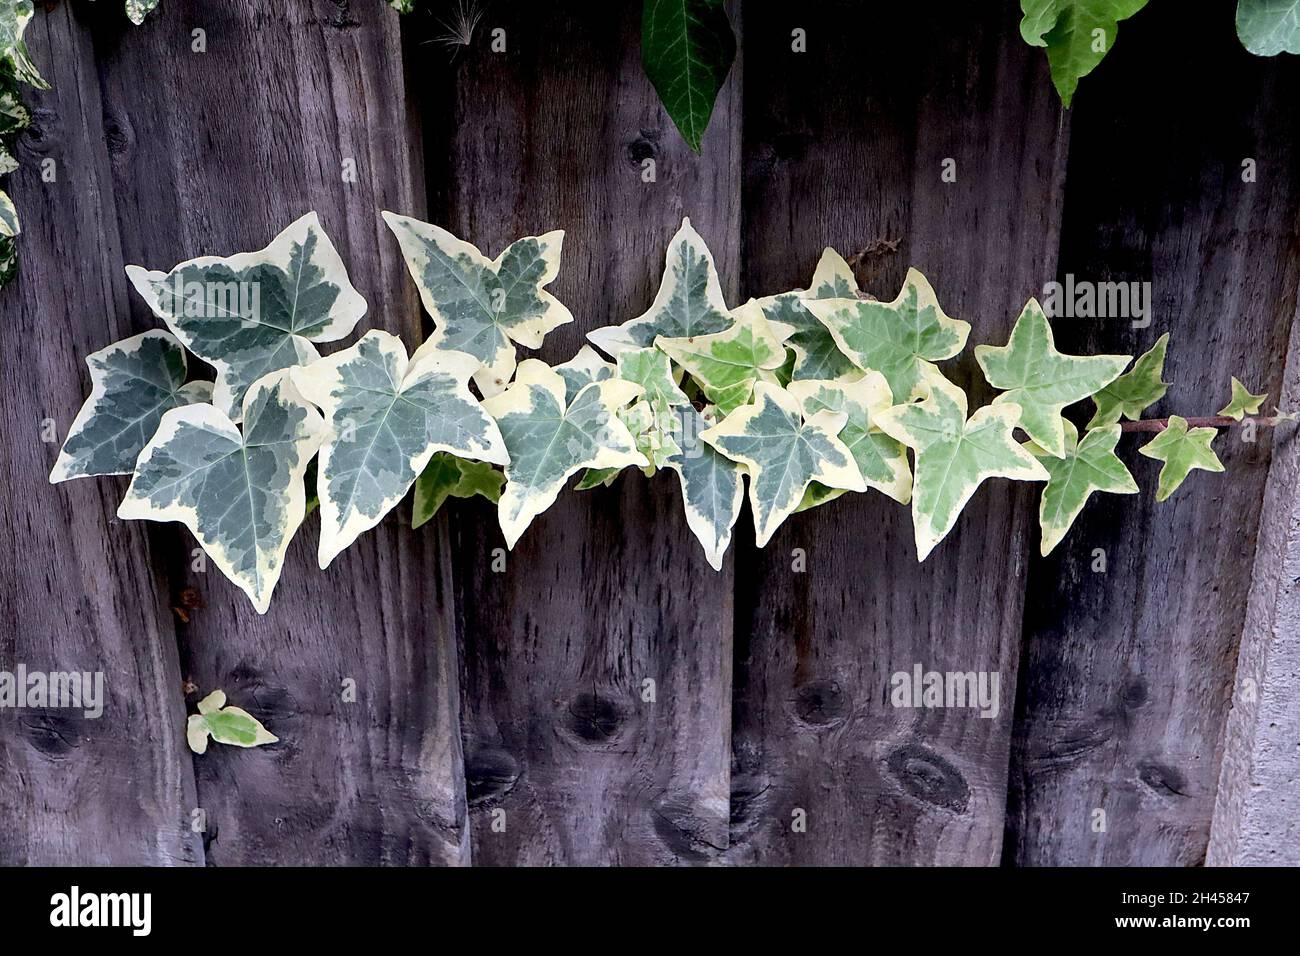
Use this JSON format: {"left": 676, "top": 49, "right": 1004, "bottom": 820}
{"left": 482, "top": 360, "right": 647, "bottom": 549}
{"left": 125, "top": 212, "right": 367, "bottom": 423}
{"left": 292, "top": 330, "right": 508, "bottom": 568}
{"left": 382, "top": 211, "right": 573, "bottom": 397}
{"left": 701, "top": 382, "right": 866, "bottom": 548}
{"left": 118, "top": 369, "right": 325, "bottom": 614}
{"left": 50, "top": 330, "right": 213, "bottom": 483}
{"left": 587, "top": 217, "right": 732, "bottom": 357}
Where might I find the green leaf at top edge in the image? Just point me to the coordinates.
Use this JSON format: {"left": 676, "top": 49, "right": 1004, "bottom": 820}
{"left": 641, "top": 0, "right": 737, "bottom": 152}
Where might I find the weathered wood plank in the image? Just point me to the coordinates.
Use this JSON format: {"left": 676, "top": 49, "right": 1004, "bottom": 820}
{"left": 412, "top": 3, "right": 741, "bottom": 864}
{"left": 1005, "top": 8, "right": 1300, "bottom": 866}
{"left": 1208, "top": 300, "right": 1300, "bottom": 866}
{"left": 0, "top": 4, "right": 201, "bottom": 865}
{"left": 83, "top": 0, "right": 468, "bottom": 864}
{"left": 730, "top": 0, "right": 1069, "bottom": 865}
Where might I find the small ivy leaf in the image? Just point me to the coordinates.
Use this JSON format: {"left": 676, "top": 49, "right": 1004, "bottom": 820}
{"left": 382, "top": 211, "right": 573, "bottom": 397}
{"left": 554, "top": 345, "right": 616, "bottom": 403}
{"left": 125, "top": 0, "right": 160, "bottom": 26}
{"left": 755, "top": 250, "right": 861, "bottom": 383}
{"left": 118, "top": 369, "right": 325, "bottom": 614}
{"left": 1138, "top": 414, "right": 1225, "bottom": 502}
{"left": 975, "top": 299, "right": 1130, "bottom": 457}
{"left": 187, "top": 690, "right": 278, "bottom": 755}
{"left": 876, "top": 371, "right": 1049, "bottom": 560}
{"left": 1217, "top": 377, "right": 1268, "bottom": 420}
{"left": 1237, "top": 0, "right": 1300, "bottom": 56}
{"left": 663, "top": 405, "right": 744, "bottom": 568}
{"left": 483, "top": 360, "right": 647, "bottom": 548}
{"left": 656, "top": 300, "right": 787, "bottom": 414}
{"left": 803, "top": 268, "right": 970, "bottom": 404}
{"left": 787, "top": 371, "right": 913, "bottom": 508}
{"left": 0, "top": 0, "right": 49, "bottom": 89}
{"left": 292, "top": 331, "right": 507, "bottom": 567}
{"left": 126, "top": 212, "right": 367, "bottom": 422}
{"left": 0, "top": 143, "right": 18, "bottom": 176}
{"left": 574, "top": 466, "right": 621, "bottom": 491}
{"left": 641, "top": 0, "right": 737, "bottom": 152}
{"left": 1027, "top": 420, "right": 1137, "bottom": 556}
{"left": 412, "top": 452, "right": 505, "bottom": 529}
{"left": 1019, "top": 0, "right": 1150, "bottom": 108}
{"left": 0, "top": 189, "right": 17, "bottom": 238}
{"left": 701, "top": 383, "right": 866, "bottom": 547}
{"left": 588, "top": 218, "right": 731, "bottom": 356}
{"left": 1087, "top": 332, "right": 1171, "bottom": 429}
{"left": 50, "top": 331, "right": 213, "bottom": 482}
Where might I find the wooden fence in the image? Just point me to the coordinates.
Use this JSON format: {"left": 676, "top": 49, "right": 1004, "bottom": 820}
{"left": 2, "top": 0, "right": 1297, "bottom": 866}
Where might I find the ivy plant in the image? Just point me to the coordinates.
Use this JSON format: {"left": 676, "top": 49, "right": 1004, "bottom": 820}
{"left": 50, "top": 211, "right": 1286, "bottom": 611}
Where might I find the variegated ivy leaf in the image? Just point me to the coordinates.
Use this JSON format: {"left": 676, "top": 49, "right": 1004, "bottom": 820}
{"left": 1086, "top": 332, "right": 1170, "bottom": 429}
{"left": 787, "top": 371, "right": 912, "bottom": 511}
{"left": 1026, "top": 420, "right": 1137, "bottom": 557}
{"left": 803, "top": 268, "right": 970, "bottom": 404}
{"left": 125, "top": 0, "right": 160, "bottom": 26}
{"left": 50, "top": 330, "right": 213, "bottom": 483}
{"left": 126, "top": 212, "right": 367, "bottom": 422}
{"left": 0, "top": 0, "right": 49, "bottom": 89}
{"left": 975, "top": 299, "right": 1130, "bottom": 458}
{"left": 1217, "top": 377, "right": 1268, "bottom": 420}
{"left": 664, "top": 404, "right": 743, "bottom": 569}
{"left": 187, "top": 690, "right": 278, "bottom": 755}
{"left": 1138, "top": 414, "right": 1224, "bottom": 502}
{"left": 0, "top": 235, "right": 15, "bottom": 285}
{"left": 0, "top": 144, "right": 16, "bottom": 176}
{"left": 588, "top": 218, "right": 731, "bottom": 356}
{"left": 0, "top": 188, "right": 17, "bottom": 237}
{"left": 758, "top": 248, "right": 860, "bottom": 382}
{"left": 292, "top": 331, "right": 507, "bottom": 568}
{"left": 412, "top": 451, "right": 505, "bottom": 529}
{"left": 0, "top": 90, "right": 30, "bottom": 135}
{"left": 118, "top": 369, "right": 325, "bottom": 614}
{"left": 1020, "top": 0, "right": 1150, "bottom": 108}
{"left": 1237, "top": 0, "right": 1300, "bottom": 56}
{"left": 701, "top": 382, "right": 865, "bottom": 547}
{"left": 875, "top": 372, "right": 1048, "bottom": 560}
{"left": 554, "top": 345, "right": 616, "bottom": 403}
{"left": 482, "top": 360, "right": 647, "bottom": 548}
{"left": 615, "top": 346, "right": 692, "bottom": 471}
{"left": 382, "top": 211, "right": 572, "bottom": 397}
{"left": 657, "top": 300, "right": 787, "bottom": 414}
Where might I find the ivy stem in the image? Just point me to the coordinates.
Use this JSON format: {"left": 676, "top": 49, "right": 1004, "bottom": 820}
{"left": 1119, "top": 415, "right": 1293, "bottom": 433}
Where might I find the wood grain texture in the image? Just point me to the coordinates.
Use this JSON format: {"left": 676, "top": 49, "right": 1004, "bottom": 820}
{"left": 1208, "top": 301, "right": 1300, "bottom": 866}
{"left": 411, "top": 2, "right": 741, "bottom": 864}
{"left": 729, "top": 0, "right": 1069, "bottom": 865}
{"left": 1004, "top": 8, "right": 1300, "bottom": 866}
{"left": 83, "top": 0, "right": 469, "bottom": 864}
{"left": 0, "top": 4, "right": 201, "bottom": 865}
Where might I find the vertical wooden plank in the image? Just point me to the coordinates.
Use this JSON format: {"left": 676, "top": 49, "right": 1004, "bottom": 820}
{"left": 1005, "top": 8, "right": 1300, "bottom": 865}
{"left": 732, "top": 1, "right": 1069, "bottom": 865}
{"left": 0, "top": 6, "right": 201, "bottom": 865}
{"left": 1208, "top": 303, "right": 1300, "bottom": 866}
{"left": 410, "top": 4, "right": 741, "bottom": 864}
{"left": 86, "top": 0, "right": 468, "bottom": 864}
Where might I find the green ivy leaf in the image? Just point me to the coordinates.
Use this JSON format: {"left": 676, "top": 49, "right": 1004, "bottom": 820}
{"left": 788, "top": 371, "right": 912, "bottom": 510}
{"left": 50, "top": 330, "right": 213, "bottom": 482}
{"left": 118, "top": 369, "right": 325, "bottom": 613}
{"left": 412, "top": 451, "right": 505, "bottom": 528}
{"left": 1086, "top": 332, "right": 1170, "bottom": 429}
{"left": 656, "top": 300, "right": 787, "bottom": 414}
{"left": 663, "top": 404, "right": 743, "bottom": 569}
{"left": 876, "top": 372, "right": 1048, "bottom": 560}
{"left": 1019, "top": 0, "right": 1150, "bottom": 107}
{"left": 187, "top": 690, "right": 278, "bottom": 755}
{"left": 1138, "top": 414, "right": 1224, "bottom": 502}
{"left": 126, "top": 212, "right": 367, "bottom": 422}
{"left": 975, "top": 299, "right": 1130, "bottom": 457}
{"left": 755, "top": 249, "right": 861, "bottom": 383}
{"left": 588, "top": 218, "right": 731, "bottom": 355}
{"left": 1217, "top": 377, "right": 1268, "bottom": 420}
{"left": 292, "top": 331, "right": 507, "bottom": 567}
{"left": 483, "top": 360, "right": 647, "bottom": 548}
{"left": 641, "top": 0, "right": 736, "bottom": 152}
{"left": 1237, "top": 0, "right": 1300, "bottom": 55}
{"left": 383, "top": 211, "right": 573, "bottom": 396}
{"left": 1027, "top": 419, "right": 1137, "bottom": 556}
{"left": 701, "top": 382, "right": 866, "bottom": 547}
{"left": 803, "top": 268, "right": 970, "bottom": 404}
